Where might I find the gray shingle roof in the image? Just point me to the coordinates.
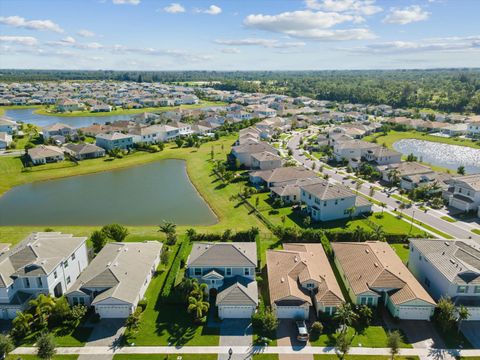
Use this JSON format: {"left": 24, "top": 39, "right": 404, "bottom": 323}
{"left": 216, "top": 276, "right": 258, "bottom": 306}
{"left": 187, "top": 242, "right": 257, "bottom": 268}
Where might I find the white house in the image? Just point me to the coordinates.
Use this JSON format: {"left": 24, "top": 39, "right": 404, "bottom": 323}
{"left": 0, "top": 117, "right": 19, "bottom": 135}
{"left": 231, "top": 140, "right": 278, "bottom": 168}
{"left": 0, "top": 232, "right": 88, "bottom": 319}
{"left": 0, "top": 132, "right": 13, "bottom": 150}
{"left": 66, "top": 241, "right": 162, "bottom": 319}
{"left": 186, "top": 242, "right": 258, "bottom": 319}
{"left": 408, "top": 238, "right": 480, "bottom": 321}
{"left": 28, "top": 145, "right": 65, "bottom": 165}
{"left": 95, "top": 132, "right": 134, "bottom": 150}
{"left": 300, "top": 181, "right": 372, "bottom": 222}
{"left": 267, "top": 243, "right": 345, "bottom": 319}
{"left": 42, "top": 123, "right": 77, "bottom": 141}
{"left": 445, "top": 175, "right": 480, "bottom": 213}
{"left": 333, "top": 241, "right": 436, "bottom": 320}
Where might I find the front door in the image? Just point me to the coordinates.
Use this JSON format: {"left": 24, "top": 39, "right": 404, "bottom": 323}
{"left": 54, "top": 283, "right": 63, "bottom": 297}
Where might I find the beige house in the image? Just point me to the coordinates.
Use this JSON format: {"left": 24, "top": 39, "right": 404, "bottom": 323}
{"left": 332, "top": 241, "right": 436, "bottom": 320}
{"left": 28, "top": 145, "right": 64, "bottom": 165}
{"left": 267, "top": 243, "right": 344, "bottom": 319}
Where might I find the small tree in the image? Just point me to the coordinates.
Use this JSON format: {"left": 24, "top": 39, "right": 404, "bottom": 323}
{"left": 158, "top": 220, "right": 177, "bottom": 245}
{"left": 457, "top": 305, "right": 470, "bottom": 333}
{"left": 310, "top": 321, "right": 323, "bottom": 341}
{"left": 90, "top": 230, "right": 108, "bottom": 253}
{"left": 335, "top": 331, "right": 351, "bottom": 359}
{"left": 334, "top": 303, "right": 358, "bottom": 333}
{"left": 457, "top": 166, "right": 466, "bottom": 175}
{"left": 435, "top": 297, "right": 456, "bottom": 333}
{"left": 160, "top": 247, "right": 170, "bottom": 265}
{"left": 303, "top": 216, "right": 311, "bottom": 228}
{"left": 0, "top": 334, "right": 14, "bottom": 358}
{"left": 36, "top": 332, "right": 56, "bottom": 360}
{"left": 187, "top": 296, "right": 209, "bottom": 323}
{"left": 175, "top": 138, "right": 184, "bottom": 148}
{"left": 102, "top": 224, "right": 129, "bottom": 242}
{"left": 356, "top": 304, "right": 373, "bottom": 329}
{"left": 387, "top": 330, "right": 403, "bottom": 360}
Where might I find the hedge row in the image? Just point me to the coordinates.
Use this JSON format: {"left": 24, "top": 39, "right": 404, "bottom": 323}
{"left": 160, "top": 240, "right": 190, "bottom": 302}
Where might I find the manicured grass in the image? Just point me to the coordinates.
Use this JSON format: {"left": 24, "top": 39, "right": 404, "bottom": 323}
{"left": 471, "top": 229, "right": 480, "bottom": 235}
{"left": 33, "top": 101, "right": 225, "bottom": 117}
{"left": 253, "top": 355, "right": 279, "bottom": 360}
{"left": 313, "top": 356, "right": 419, "bottom": 360}
{"left": 393, "top": 211, "right": 454, "bottom": 239}
{"left": 6, "top": 356, "right": 78, "bottom": 360}
{"left": 441, "top": 216, "right": 457, "bottom": 223}
{"left": 310, "top": 326, "right": 411, "bottom": 348}
{"left": 113, "top": 355, "right": 217, "bottom": 360}
{"left": 364, "top": 130, "right": 480, "bottom": 150}
{"left": 0, "top": 105, "right": 42, "bottom": 115}
{"left": 0, "top": 134, "right": 268, "bottom": 244}
{"left": 390, "top": 243, "right": 410, "bottom": 264}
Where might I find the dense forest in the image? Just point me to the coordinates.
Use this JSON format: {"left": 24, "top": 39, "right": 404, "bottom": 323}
{"left": 1, "top": 69, "right": 479, "bottom": 113}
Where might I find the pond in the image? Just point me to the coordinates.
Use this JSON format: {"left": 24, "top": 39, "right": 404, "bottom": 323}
{"left": 5, "top": 108, "right": 133, "bottom": 128}
{"left": 0, "top": 159, "right": 217, "bottom": 226}
{"left": 393, "top": 139, "right": 480, "bottom": 174}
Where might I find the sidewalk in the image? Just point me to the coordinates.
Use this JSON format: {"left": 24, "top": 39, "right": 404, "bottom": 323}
{"left": 11, "top": 345, "right": 480, "bottom": 357}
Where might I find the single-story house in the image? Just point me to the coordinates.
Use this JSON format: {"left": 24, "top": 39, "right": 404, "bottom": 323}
{"left": 333, "top": 241, "right": 436, "bottom": 320}
{"left": 66, "top": 241, "right": 162, "bottom": 318}
{"left": 42, "top": 123, "right": 77, "bottom": 141}
{"left": 63, "top": 143, "right": 106, "bottom": 160}
{"left": 28, "top": 145, "right": 65, "bottom": 165}
{"left": 267, "top": 243, "right": 345, "bottom": 319}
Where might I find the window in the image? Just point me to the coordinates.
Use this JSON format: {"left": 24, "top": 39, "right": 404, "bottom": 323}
{"left": 360, "top": 297, "right": 366, "bottom": 305}
{"left": 211, "top": 280, "right": 216, "bottom": 285}
{"left": 24, "top": 278, "right": 30, "bottom": 288}
{"left": 306, "top": 283, "right": 314, "bottom": 289}
{"left": 73, "top": 297, "right": 79, "bottom": 305}
{"left": 367, "top": 297, "right": 374, "bottom": 306}
{"left": 64, "top": 260, "right": 69, "bottom": 268}
{"left": 457, "top": 285, "right": 468, "bottom": 294}
{"left": 475, "top": 286, "right": 480, "bottom": 294}
{"left": 37, "top": 277, "right": 43, "bottom": 288}
{"left": 226, "top": 268, "right": 232, "bottom": 276}
{"left": 325, "top": 306, "right": 330, "bottom": 314}
{"left": 66, "top": 276, "right": 71, "bottom": 284}
{"left": 54, "top": 271, "right": 57, "bottom": 279}
{"left": 244, "top": 268, "right": 251, "bottom": 276}
{"left": 71, "top": 253, "right": 76, "bottom": 261}
{"left": 424, "top": 278, "right": 431, "bottom": 288}
{"left": 194, "top": 268, "right": 202, "bottom": 276}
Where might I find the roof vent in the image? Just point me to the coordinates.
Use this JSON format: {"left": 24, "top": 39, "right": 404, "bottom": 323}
{"left": 365, "top": 249, "right": 370, "bottom": 254}
{"left": 294, "top": 256, "right": 299, "bottom": 262}
{"left": 281, "top": 277, "right": 285, "bottom": 283}
{"left": 374, "top": 262, "right": 379, "bottom": 268}
{"left": 450, "top": 259, "right": 456, "bottom": 264}
{"left": 445, "top": 242, "right": 450, "bottom": 246}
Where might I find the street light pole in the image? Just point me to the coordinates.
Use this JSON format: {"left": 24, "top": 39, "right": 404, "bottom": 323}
{"left": 409, "top": 210, "right": 416, "bottom": 234}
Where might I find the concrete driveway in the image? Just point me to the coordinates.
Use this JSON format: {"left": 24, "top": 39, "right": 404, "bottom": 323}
{"left": 218, "top": 319, "right": 253, "bottom": 360}
{"left": 78, "top": 319, "right": 125, "bottom": 360}
{"left": 396, "top": 320, "right": 446, "bottom": 349}
{"left": 461, "top": 321, "right": 480, "bottom": 348}
{"left": 276, "top": 320, "right": 312, "bottom": 360}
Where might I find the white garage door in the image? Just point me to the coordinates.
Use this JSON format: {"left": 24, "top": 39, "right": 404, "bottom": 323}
{"left": 276, "top": 306, "right": 308, "bottom": 319}
{"left": 219, "top": 305, "right": 254, "bottom": 319}
{"left": 398, "top": 306, "right": 433, "bottom": 320}
{"left": 95, "top": 305, "right": 132, "bottom": 319}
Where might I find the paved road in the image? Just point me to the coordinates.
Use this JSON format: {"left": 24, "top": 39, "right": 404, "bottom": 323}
{"left": 218, "top": 319, "right": 253, "bottom": 360}
{"left": 287, "top": 132, "right": 480, "bottom": 241}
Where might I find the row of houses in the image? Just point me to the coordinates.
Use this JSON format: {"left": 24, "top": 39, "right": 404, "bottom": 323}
{"left": 0, "top": 232, "right": 162, "bottom": 319}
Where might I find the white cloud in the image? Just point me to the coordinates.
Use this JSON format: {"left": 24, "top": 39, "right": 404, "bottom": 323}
{"left": 196, "top": 5, "right": 222, "bottom": 15}
{"left": 305, "top": 0, "right": 382, "bottom": 16}
{"left": 215, "top": 38, "right": 305, "bottom": 48}
{"left": 112, "top": 0, "right": 140, "bottom": 5}
{"left": 343, "top": 36, "right": 480, "bottom": 54}
{"left": 244, "top": 10, "right": 374, "bottom": 41}
{"left": 77, "top": 29, "right": 95, "bottom": 38}
{"left": 164, "top": 3, "right": 186, "bottom": 13}
{"left": 221, "top": 48, "right": 240, "bottom": 54}
{"left": 383, "top": 5, "right": 430, "bottom": 25}
{"left": 0, "top": 35, "right": 38, "bottom": 46}
{"left": 0, "top": 15, "right": 63, "bottom": 33}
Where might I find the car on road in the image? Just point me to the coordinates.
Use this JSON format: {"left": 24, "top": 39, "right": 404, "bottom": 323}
{"left": 296, "top": 320, "right": 309, "bottom": 342}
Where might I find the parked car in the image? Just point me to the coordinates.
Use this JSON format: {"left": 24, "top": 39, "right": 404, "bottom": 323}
{"left": 296, "top": 320, "right": 309, "bottom": 342}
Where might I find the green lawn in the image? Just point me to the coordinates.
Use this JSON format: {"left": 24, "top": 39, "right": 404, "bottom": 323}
{"left": 390, "top": 243, "right": 410, "bottom": 263}
{"left": 310, "top": 326, "right": 411, "bottom": 348}
{"left": 33, "top": 101, "right": 225, "bottom": 117}
{"left": 441, "top": 216, "right": 457, "bottom": 223}
{"left": 6, "top": 356, "right": 78, "bottom": 360}
{"left": 313, "top": 356, "right": 419, "bottom": 360}
{"left": 113, "top": 355, "right": 217, "bottom": 360}
{"left": 364, "top": 130, "right": 480, "bottom": 150}
{"left": 471, "top": 229, "right": 480, "bottom": 235}
{"left": 0, "top": 134, "right": 268, "bottom": 245}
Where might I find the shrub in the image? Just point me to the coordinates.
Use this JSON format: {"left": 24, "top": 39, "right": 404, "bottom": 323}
{"left": 101, "top": 224, "right": 129, "bottom": 242}
{"left": 137, "top": 299, "right": 148, "bottom": 312}
{"left": 252, "top": 307, "right": 279, "bottom": 339}
{"left": 310, "top": 321, "right": 323, "bottom": 341}
{"left": 36, "top": 332, "right": 56, "bottom": 360}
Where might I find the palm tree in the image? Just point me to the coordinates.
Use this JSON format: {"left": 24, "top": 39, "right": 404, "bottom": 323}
{"left": 12, "top": 311, "right": 34, "bottom": 337}
{"left": 346, "top": 206, "right": 356, "bottom": 220}
{"left": 158, "top": 221, "right": 177, "bottom": 244}
{"left": 187, "top": 296, "right": 210, "bottom": 322}
{"left": 457, "top": 305, "right": 470, "bottom": 333}
{"left": 387, "top": 169, "right": 400, "bottom": 186}
{"left": 29, "top": 294, "right": 56, "bottom": 329}
{"left": 372, "top": 225, "right": 386, "bottom": 241}
{"left": 334, "top": 303, "right": 358, "bottom": 333}
{"left": 189, "top": 280, "right": 208, "bottom": 300}
{"left": 353, "top": 226, "right": 366, "bottom": 242}
{"left": 379, "top": 202, "right": 387, "bottom": 215}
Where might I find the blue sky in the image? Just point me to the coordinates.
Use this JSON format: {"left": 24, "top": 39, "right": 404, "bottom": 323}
{"left": 0, "top": 0, "right": 479, "bottom": 70}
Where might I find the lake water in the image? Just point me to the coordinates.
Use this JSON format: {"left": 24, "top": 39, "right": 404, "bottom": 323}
{"left": 393, "top": 139, "right": 480, "bottom": 174}
{"left": 0, "top": 159, "right": 217, "bottom": 226}
{"left": 5, "top": 108, "right": 133, "bottom": 128}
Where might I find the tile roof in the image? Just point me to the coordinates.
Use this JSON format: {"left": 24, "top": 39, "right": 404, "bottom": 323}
{"left": 301, "top": 181, "right": 356, "bottom": 201}
{"left": 215, "top": 276, "right": 258, "bottom": 306}
{"left": 187, "top": 242, "right": 257, "bottom": 268}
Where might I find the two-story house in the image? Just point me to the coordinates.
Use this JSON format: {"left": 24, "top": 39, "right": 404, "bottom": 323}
{"left": 333, "top": 241, "right": 436, "bottom": 320}
{"left": 231, "top": 140, "right": 278, "bottom": 168}
{"left": 66, "top": 241, "right": 162, "bottom": 319}
{"left": 300, "top": 181, "right": 372, "bottom": 222}
{"left": 408, "top": 238, "right": 480, "bottom": 321}
{"left": 445, "top": 175, "right": 480, "bottom": 214}
{"left": 42, "top": 123, "right": 77, "bottom": 141}
{"left": 0, "top": 232, "right": 88, "bottom": 319}
{"left": 467, "top": 120, "right": 480, "bottom": 138}
{"left": 0, "top": 117, "right": 19, "bottom": 135}
{"left": 95, "top": 132, "right": 133, "bottom": 150}
{"left": 267, "top": 243, "right": 345, "bottom": 319}
{"left": 186, "top": 242, "right": 258, "bottom": 319}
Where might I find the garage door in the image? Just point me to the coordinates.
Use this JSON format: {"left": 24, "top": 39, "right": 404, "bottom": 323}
{"left": 398, "top": 306, "right": 433, "bottom": 320}
{"left": 275, "top": 306, "right": 308, "bottom": 319}
{"left": 219, "top": 305, "right": 254, "bottom": 319}
{"left": 95, "top": 305, "right": 132, "bottom": 319}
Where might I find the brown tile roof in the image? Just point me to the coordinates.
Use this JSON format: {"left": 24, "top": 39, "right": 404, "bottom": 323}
{"left": 332, "top": 241, "right": 435, "bottom": 306}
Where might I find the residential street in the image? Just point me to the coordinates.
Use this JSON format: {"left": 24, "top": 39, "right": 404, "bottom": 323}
{"left": 286, "top": 131, "right": 480, "bottom": 241}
